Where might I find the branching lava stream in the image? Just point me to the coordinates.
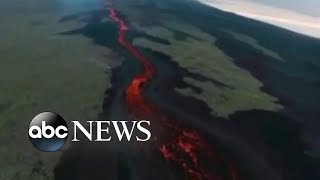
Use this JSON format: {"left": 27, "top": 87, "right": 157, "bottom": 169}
{"left": 107, "top": 3, "right": 239, "bottom": 180}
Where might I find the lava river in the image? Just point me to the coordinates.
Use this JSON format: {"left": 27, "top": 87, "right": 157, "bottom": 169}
{"left": 107, "top": 3, "right": 239, "bottom": 180}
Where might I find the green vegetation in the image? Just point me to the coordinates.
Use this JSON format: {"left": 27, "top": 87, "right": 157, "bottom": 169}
{"left": 223, "top": 30, "right": 284, "bottom": 61}
{"left": 112, "top": 1, "right": 282, "bottom": 117}
{"left": 3, "top": 0, "right": 317, "bottom": 179}
{"left": 0, "top": 0, "right": 114, "bottom": 179}
{"left": 133, "top": 34, "right": 282, "bottom": 117}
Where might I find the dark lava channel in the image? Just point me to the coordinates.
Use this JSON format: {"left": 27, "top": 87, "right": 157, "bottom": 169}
{"left": 53, "top": 6, "right": 314, "bottom": 180}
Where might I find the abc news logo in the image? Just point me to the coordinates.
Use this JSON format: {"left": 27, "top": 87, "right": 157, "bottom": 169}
{"left": 28, "top": 112, "right": 151, "bottom": 152}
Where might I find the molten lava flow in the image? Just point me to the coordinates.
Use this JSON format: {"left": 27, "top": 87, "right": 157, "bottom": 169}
{"left": 107, "top": 3, "right": 239, "bottom": 180}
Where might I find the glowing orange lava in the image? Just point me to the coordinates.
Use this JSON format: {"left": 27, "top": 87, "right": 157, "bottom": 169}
{"left": 107, "top": 3, "right": 239, "bottom": 180}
